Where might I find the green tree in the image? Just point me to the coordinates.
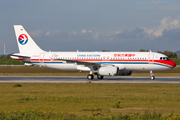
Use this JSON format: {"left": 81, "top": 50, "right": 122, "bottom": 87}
{"left": 102, "top": 50, "right": 110, "bottom": 52}
{"left": 157, "top": 50, "right": 177, "bottom": 58}
{"left": 139, "top": 49, "right": 149, "bottom": 52}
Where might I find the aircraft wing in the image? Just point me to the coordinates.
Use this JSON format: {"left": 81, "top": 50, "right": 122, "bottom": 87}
{"left": 56, "top": 59, "right": 115, "bottom": 68}
{"left": 56, "top": 59, "right": 100, "bottom": 66}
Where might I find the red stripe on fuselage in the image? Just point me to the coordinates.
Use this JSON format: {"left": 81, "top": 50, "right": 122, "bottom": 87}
{"left": 28, "top": 59, "right": 176, "bottom": 67}
{"left": 154, "top": 60, "right": 176, "bottom": 67}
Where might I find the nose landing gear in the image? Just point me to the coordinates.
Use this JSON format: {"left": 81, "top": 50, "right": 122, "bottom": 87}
{"left": 150, "top": 71, "right": 155, "bottom": 80}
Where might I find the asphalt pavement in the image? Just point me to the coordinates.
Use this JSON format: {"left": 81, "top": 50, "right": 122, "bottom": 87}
{"left": 0, "top": 76, "right": 180, "bottom": 83}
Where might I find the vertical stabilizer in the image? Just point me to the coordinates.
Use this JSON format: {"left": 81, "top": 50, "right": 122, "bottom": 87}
{"left": 14, "top": 25, "right": 44, "bottom": 53}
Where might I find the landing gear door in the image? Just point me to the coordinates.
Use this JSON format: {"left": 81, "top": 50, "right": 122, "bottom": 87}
{"left": 148, "top": 54, "right": 154, "bottom": 64}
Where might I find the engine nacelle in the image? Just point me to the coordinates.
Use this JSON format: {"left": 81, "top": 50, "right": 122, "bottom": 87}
{"left": 24, "top": 63, "right": 33, "bottom": 66}
{"left": 118, "top": 71, "right": 132, "bottom": 76}
{"left": 97, "top": 66, "right": 119, "bottom": 76}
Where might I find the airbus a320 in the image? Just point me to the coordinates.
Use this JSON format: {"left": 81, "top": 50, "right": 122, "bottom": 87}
{"left": 11, "top": 25, "right": 176, "bottom": 80}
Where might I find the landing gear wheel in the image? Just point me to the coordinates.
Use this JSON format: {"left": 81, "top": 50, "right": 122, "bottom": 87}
{"left": 150, "top": 76, "right": 155, "bottom": 80}
{"left": 97, "top": 75, "right": 104, "bottom": 79}
{"left": 150, "top": 71, "right": 155, "bottom": 80}
{"left": 87, "top": 74, "right": 94, "bottom": 80}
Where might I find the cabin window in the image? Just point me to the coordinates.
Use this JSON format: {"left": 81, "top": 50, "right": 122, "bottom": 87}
{"left": 160, "top": 57, "right": 169, "bottom": 60}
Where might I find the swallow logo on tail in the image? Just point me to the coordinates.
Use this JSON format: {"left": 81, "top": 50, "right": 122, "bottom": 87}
{"left": 18, "top": 34, "right": 28, "bottom": 45}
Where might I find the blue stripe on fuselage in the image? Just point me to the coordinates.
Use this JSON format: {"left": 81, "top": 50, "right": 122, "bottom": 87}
{"left": 28, "top": 61, "right": 172, "bottom": 68}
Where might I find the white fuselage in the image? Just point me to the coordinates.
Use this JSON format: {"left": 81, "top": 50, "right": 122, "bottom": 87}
{"left": 13, "top": 51, "right": 176, "bottom": 72}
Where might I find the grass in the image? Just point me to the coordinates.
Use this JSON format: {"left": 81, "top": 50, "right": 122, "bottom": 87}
{"left": 0, "top": 57, "right": 24, "bottom": 65}
{"left": 0, "top": 83, "right": 180, "bottom": 119}
{"left": 0, "top": 66, "right": 89, "bottom": 76}
{"left": 171, "top": 58, "right": 180, "bottom": 65}
{"left": 13, "top": 83, "right": 22, "bottom": 88}
{"left": 0, "top": 110, "right": 174, "bottom": 120}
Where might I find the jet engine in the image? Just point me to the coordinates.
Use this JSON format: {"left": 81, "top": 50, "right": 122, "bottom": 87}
{"left": 97, "top": 66, "right": 119, "bottom": 76}
{"left": 24, "top": 63, "right": 33, "bottom": 66}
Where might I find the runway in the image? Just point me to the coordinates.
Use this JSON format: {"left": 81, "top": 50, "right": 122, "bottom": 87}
{"left": 0, "top": 76, "right": 180, "bottom": 83}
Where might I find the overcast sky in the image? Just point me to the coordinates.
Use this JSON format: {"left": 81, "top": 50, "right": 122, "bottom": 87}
{"left": 0, "top": 0, "right": 180, "bottom": 54}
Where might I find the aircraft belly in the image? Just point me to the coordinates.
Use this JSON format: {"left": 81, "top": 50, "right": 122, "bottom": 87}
{"left": 124, "top": 64, "right": 170, "bottom": 71}
{"left": 45, "top": 64, "right": 78, "bottom": 70}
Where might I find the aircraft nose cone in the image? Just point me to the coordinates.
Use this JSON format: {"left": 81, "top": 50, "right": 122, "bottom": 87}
{"left": 171, "top": 60, "right": 176, "bottom": 68}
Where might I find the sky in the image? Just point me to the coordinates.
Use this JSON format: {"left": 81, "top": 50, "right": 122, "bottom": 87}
{"left": 0, "top": 0, "right": 180, "bottom": 54}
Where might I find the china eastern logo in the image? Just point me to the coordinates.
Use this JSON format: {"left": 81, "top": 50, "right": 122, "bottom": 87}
{"left": 18, "top": 34, "right": 28, "bottom": 45}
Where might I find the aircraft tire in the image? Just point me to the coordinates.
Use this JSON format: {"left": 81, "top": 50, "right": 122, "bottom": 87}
{"left": 150, "top": 76, "right": 155, "bottom": 80}
{"left": 97, "top": 75, "right": 104, "bottom": 79}
{"left": 87, "top": 74, "right": 94, "bottom": 80}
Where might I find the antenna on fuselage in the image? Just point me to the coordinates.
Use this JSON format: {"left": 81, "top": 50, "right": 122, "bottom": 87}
{"left": 149, "top": 50, "right": 152, "bottom": 52}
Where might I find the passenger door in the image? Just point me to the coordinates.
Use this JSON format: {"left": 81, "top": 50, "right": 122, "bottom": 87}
{"left": 148, "top": 54, "right": 154, "bottom": 64}
{"left": 39, "top": 53, "right": 45, "bottom": 64}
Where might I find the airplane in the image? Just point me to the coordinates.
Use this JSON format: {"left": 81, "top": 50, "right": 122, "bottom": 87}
{"left": 11, "top": 25, "right": 176, "bottom": 80}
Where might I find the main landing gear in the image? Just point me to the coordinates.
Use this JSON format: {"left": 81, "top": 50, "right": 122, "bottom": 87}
{"left": 87, "top": 71, "right": 94, "bottom": 80}
{"left": 87, "top": 74, "right": 94, "bottom": 80}
{"left": 87, "top": 72, "right": 104, "bottom": 80}
{"left": 97, "top": 75, "right": 104, "bottom": 79}
{"left": 150, "top": 71, "right": 155, "bottom": 80}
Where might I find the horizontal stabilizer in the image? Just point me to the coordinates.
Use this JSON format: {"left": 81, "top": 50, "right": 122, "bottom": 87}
{"left": 10, "top": 54, "right": 30, "bottom": 58}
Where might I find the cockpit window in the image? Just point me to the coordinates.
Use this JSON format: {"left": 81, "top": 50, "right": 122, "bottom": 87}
{"left": 160, "top": 57, "right": 169, "bottom": 60}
